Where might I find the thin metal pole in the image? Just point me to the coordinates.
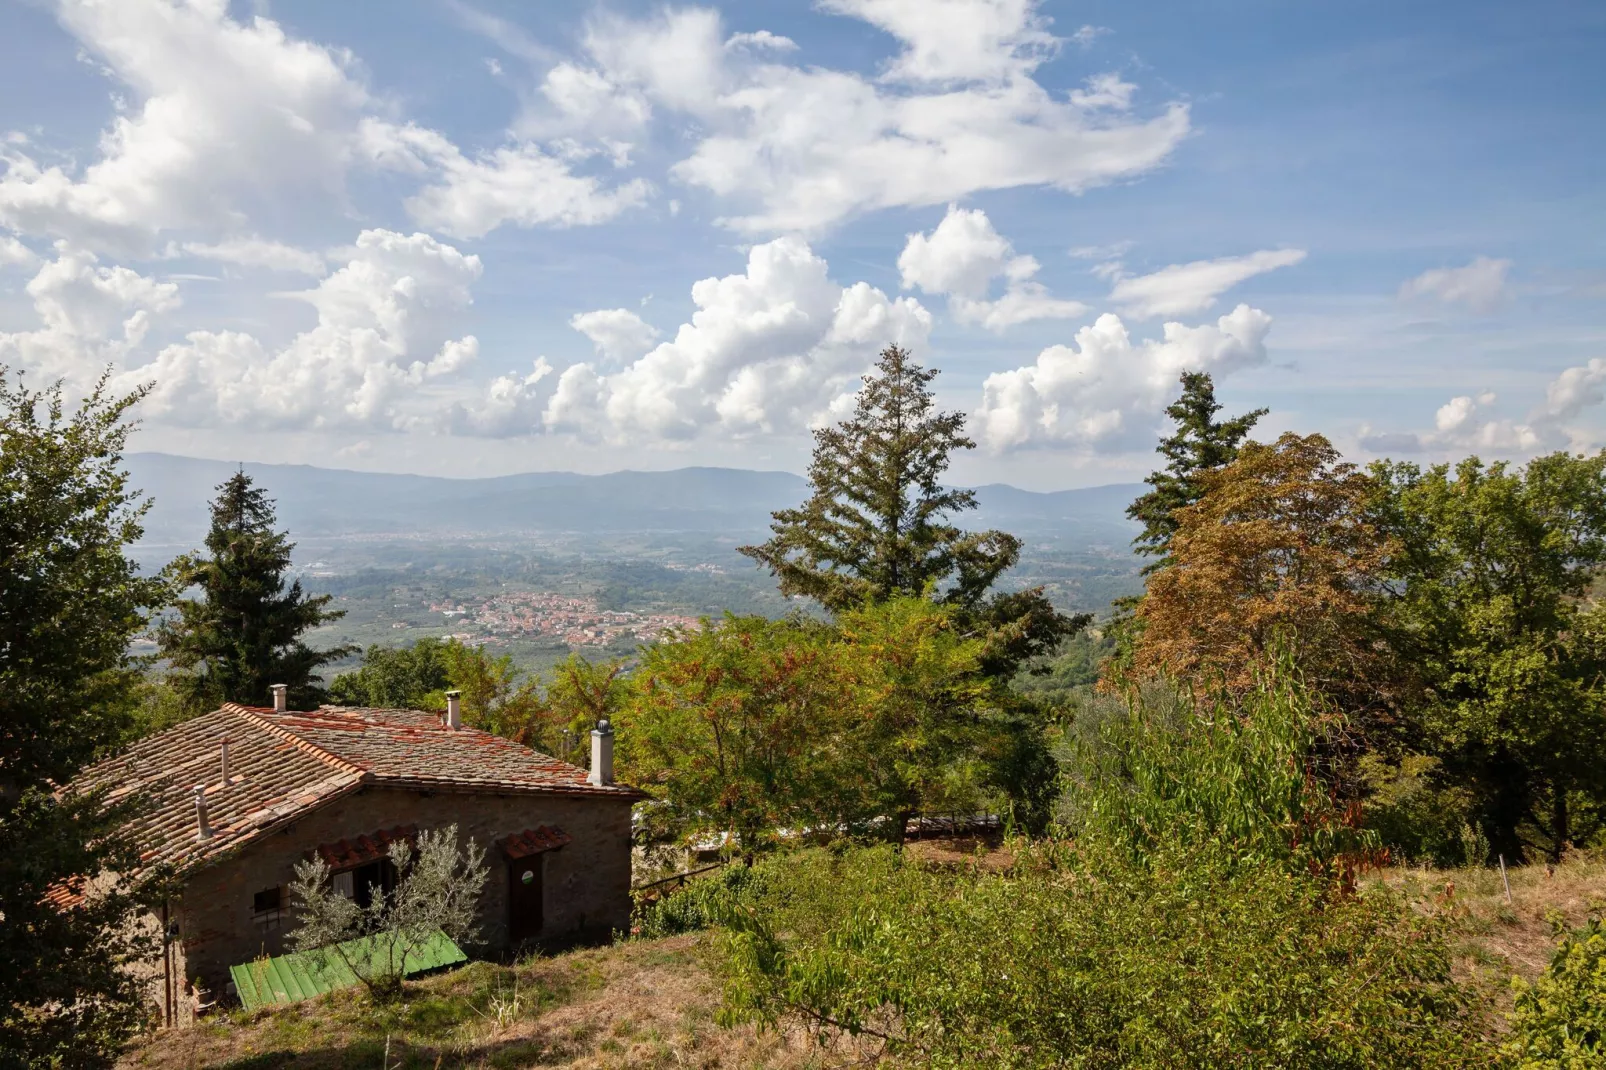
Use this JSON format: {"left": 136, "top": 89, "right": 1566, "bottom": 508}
{"left": 1499, "top": 854, "right": 1512, "bottom": 904}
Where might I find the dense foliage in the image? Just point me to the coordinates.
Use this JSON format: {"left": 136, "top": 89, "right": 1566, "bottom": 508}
{"left": 705, "top": 671, "right": 1490, "bottom": 1068}
{"left": 159, "top": 472, "right": 350, "bottom": 709}
{"left": 739, "top": 344, "right": 1082, "bottom": 675}
{"left": 1129, "top": 432, "right": 1388, "bottom": 702}
{"left": 618, "top": 597, "right": 1053, "bottom": 852}
{"left": 0, "top": 371, "right": 167, "bottom": 787}
{"left": 1505, "top": 917, "right": 1606, "bottom": 1067}
{"left": 1127, "top": 370, "right": 1266, "bottom": 569}
{"left": 1373, "top": 453, "right": 1606, "bottom": 862}
{"left": 329, "top": 641, "right": 621, "bottom": 766}
{"left": 0, "top": 369, "right": 168, "bottom": 1067}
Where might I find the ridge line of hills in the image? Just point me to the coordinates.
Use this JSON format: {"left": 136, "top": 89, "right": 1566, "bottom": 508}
{"left": 125, "top": 452, "right": 1144, "bottom": 545}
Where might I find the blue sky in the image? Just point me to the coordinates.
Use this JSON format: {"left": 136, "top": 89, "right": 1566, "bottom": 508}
{"left": 0, "top": 0, "right": 1600, "bottom": 489}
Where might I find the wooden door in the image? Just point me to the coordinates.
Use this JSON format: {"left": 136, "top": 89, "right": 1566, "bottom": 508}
{"left": 507, "top": 857, "right": 544, "bottom": 944}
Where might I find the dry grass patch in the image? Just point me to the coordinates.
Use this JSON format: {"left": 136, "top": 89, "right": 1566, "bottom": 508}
{"left": 119, "top": 935, "right": 877, "bottom": 1070}
{"left": 1376, "top": 856, "right": 1606, "bottom": 1015}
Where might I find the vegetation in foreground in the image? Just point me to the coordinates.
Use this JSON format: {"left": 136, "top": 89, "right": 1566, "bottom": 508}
{"left": 117, "top": 935, "right": 869, "bottom": 1070}
{"left": 117, "top": 850, "right": 1603, "bottom": 1070}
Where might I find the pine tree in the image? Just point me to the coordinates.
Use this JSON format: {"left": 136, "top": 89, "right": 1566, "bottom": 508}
{"left": 740, "top": 345, "right": 1082, "bottom": 673}
{"left": 159, "top": 472, "right": 350, "bottom": 709}
{"left": 740, "top": 345, "right": 1018, "bottom": 609}
{"left": 1128, "top": 372, "right": 1267, "bottom": 569}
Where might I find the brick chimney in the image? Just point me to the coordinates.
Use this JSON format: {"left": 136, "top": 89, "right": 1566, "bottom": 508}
{"left": 444, "top": 689, "right": 462, "bottom": 730}
{"left": 193, "top": 785, "right": 212, "bottom": 840}
{"left": 270, "top": 684, "right": 287, "bottom": 713}
{"left": 588, "top": 719, "right": 614, "bottom": 786}
{"left": 219, "top": 739, "right": 230, "bottom": 786}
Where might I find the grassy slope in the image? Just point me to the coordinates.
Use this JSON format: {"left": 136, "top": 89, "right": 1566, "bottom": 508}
{"left": 1380, "top": 856, "right": 1606, "bottom": 1018}
{"left": 120, "top": 856, "right": 1604, "bottom": 1070}
{"left": 119, "top": 934, "right": 867, "bottom": 1070}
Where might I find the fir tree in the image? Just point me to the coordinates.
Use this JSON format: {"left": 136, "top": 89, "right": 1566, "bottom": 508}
{"left": 159, "top": 472, "right": 350, "bottom": 709}
{"left": 1128, "top": 372, "right": 1267, "bottom": 569}
{"left": 740, "top": 345, "right": 1083, "bottom": 673}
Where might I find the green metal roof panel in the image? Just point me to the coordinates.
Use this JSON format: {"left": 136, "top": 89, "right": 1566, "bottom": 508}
{"left": 231, "top": 929, "right": 466, "bottom": 1010}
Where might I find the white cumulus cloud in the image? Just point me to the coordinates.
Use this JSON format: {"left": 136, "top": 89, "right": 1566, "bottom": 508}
{"left": 129, "top": 229, "right": 482, "bottom": 430}
{"left": 898, "top": 204, "right": 1085, "bottom": 330}
{"left": 177, "top": 237, "right": 326, "bottom": 276}
{"left": 0, "top": 233, "right": 37, "bottom": 268}
{"left": 359, "top": 121, "right": 652, "bottom": 240}
{"left": 523, "top": 236, "right": 930, "bottom": 442}
{"left": 569, "top": 308, "right": 660, "bottom": 363}
{"left": 1540, "top": 358, "right": 1606, "bottom": 423}
{"left": 819, "top": 0, "right": 1059, "bottom": 84}
{"left": 1359, "top": 357, "right": 1606, "bottom": 456}
{"left": 0, "top": 244, "right": 179, "bottom": 381}
{"left": 1108, "top": 249, "right": 1307, "bottom": 319}
{"left": 0, "top": 0, "right": 647, "bottom": 255}
{"left": 0, "top": 0, "right": 370, "bottom": 255}
{"left": 974, "top": 303, "right": 1274, "bottom": 451}
{"left": 562, "top": 3, "right": 1187, "bottom": 234}
{"left": 1399, "top": 256, "right": 1510, "bottom": 312}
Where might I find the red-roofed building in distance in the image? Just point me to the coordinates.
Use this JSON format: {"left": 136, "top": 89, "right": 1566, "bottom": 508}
{"left": 68, "top": 688, "right": 641, "bottom": 1024}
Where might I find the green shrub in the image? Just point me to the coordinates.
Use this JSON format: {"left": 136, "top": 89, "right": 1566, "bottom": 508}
{"left": 634, "top": 864, "right": 767, "bottom": 939}
{"left": 714, "top": 842, "right": 1493, "bottom": 1068}
{"left": 1357, "top": 752, "right": 1479, "bottom": 867}
{"left": 709, "top": 668, "right": 1499, "bottom": 1067}
{"left": 1505, "top": 918, "right": 1606, "bottom": 1067}
{"left": 1067, "top": 658, "right": 1373, "bottom": 874}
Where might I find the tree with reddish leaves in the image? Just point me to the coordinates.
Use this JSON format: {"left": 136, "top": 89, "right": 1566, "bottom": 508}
{"left": 1127, "top": 432, "right": 1390, "bottom": 705}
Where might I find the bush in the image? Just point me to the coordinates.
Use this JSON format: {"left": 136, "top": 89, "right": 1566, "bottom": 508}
{"left": 714, "top": 842, "right": 1492, "bottom": 1068}
{"left": 1067, "top": 659, "right": 1373, "bottom": 875}
{"left": 1505, "top": 917, "right": 1606, "bottom": 1067}
{"left": 634, "top": 864, "right": 767, "bottom": 939}
{"left": 1357, "top": 753, "right": 1478, "bottom": 867}
{"left": 708, "top": 668, "right": 1498, "bottom": 1067}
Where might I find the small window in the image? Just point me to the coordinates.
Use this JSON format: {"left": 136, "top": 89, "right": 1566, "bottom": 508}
{"left": 251, "top": 886, "right": 285, "bottom": 927}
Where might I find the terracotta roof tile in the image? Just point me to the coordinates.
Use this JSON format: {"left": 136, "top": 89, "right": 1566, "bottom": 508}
{"left": 316, "top": 825, "right": 416, "bottom": 871}
{"left": 501, "top": 825, "right": 572, "bottom": 859}
{"left": 69, "top": 702, "right": 642, "bottom": 883}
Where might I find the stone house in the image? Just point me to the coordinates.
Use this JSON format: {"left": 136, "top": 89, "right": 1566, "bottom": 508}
{"left": 75, "top": 686, "right": 641, "bottom": 1024}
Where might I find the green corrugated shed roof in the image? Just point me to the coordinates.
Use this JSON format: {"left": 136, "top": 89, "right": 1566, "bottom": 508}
{"left": 230, "top": 929, "right": 466, "bottom": 1010}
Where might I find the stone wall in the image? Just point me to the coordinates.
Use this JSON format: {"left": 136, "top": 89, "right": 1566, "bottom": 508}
{"left": 166, "top": 786, "right": 633, "bottom": 1005}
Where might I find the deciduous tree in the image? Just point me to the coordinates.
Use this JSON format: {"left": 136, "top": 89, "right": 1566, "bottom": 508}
{"left": 619, "top": 615, "right": 848, "bottom": 855}
{"left": 1129, "top": 432, "right": 1389, "bottom": 701}
{"left": 1372, "top": 452, "right": 1606, "bottom": 862}
{"left": 0, "top": 368, "right": 169, "bottom": 1066}
{"left": 289, "top": 825, "right": 487, "bottom": 1003}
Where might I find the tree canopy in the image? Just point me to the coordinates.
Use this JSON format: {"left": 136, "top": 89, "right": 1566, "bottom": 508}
{"left": 1127, "top": 371, "right": 1267, "bottom": 570}
{"left": 1128, "top": 432, "right": 1389, "bottom": 703}
{"left": 159, "top": 471, "right": 350, "bottom": 709}
{"left": 740, "top": 344, "right": 1082, "bottom": 674}
{"left": 0, "top": 368, "right": 169, "bottom": 1066}
{"left": 1372, "top": 452, "right": 1606, "bottom": 861}
{"left": 740, "top": 345, "right": 1018, "bottom": 610}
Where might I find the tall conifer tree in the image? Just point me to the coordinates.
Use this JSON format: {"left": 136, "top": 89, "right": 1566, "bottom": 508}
{"left": 1128, "top": 371, "right": 1267, "bottom": 570}
{"left": 159, "top": 472, "right": 350, "bottom": 708}
{"left": 741, "top": 345, "right": 1081, "bottom": 673}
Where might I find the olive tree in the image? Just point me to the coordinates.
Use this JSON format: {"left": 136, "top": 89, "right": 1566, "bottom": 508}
{"left": 288, "top": 825, "right": 487, "bottom": 1002}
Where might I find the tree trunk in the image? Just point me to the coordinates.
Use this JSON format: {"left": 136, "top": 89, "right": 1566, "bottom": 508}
{"left": 1549, "top": 789, "right": 1569, "bottom": 865}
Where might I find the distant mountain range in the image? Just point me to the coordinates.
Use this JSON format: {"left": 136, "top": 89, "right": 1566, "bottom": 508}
{"left": 124, "top": 452, "right": 1143, "bottom": 547}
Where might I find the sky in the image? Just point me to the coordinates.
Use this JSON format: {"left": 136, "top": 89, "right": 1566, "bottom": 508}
{"left": 0, "top": 0, "right": 1601, "bottom": 490}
